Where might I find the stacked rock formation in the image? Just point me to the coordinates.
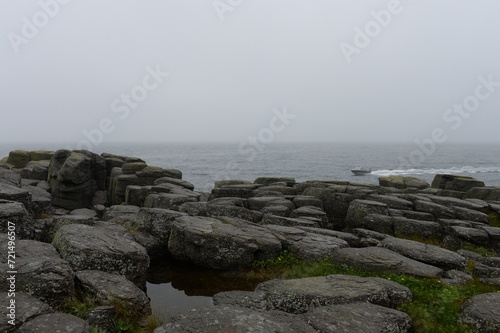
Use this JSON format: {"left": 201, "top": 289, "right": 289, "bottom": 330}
{"left": 1, "top": 149, "right": 500, "bottom": 332}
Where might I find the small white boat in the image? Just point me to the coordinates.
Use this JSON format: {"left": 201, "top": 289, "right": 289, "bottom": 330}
{"left": 351, "top": 167, "right": 371, "bottom": 176}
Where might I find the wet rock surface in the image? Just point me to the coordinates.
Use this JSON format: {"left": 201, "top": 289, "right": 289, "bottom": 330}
{"left": 52, "top": 223, "right": 149, "bottom": 281}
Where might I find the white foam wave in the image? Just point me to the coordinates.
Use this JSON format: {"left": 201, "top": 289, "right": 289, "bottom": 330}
{"left": 371, "top": 166, "right": 500, "bottom": 177}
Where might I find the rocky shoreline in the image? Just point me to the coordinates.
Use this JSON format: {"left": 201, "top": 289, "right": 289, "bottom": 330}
{"left": 1, "top": 149, "right": 500, "bottom": 332}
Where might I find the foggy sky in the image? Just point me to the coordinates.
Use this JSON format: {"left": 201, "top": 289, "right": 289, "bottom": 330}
{"left": 1, "top": 0, "right": 500, "bottom": 146}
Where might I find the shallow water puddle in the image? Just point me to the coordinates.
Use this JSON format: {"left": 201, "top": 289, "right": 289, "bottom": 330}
{"left": 146, "top": 257, "right": 265, "bottom": 318}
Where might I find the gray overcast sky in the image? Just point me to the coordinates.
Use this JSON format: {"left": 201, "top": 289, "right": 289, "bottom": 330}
{"left": 1, "top": 0, "right": 499, "bottom": 144}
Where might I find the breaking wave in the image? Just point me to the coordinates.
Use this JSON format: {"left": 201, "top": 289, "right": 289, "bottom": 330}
{"left": 371, "top": 166, "right": 500, "bottom": 177}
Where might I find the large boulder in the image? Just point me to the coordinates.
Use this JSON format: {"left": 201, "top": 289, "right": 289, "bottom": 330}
{"left": 0, "top": 292, "right": 53, "bottom": 333}
{"left": 461, "top": 293, "right": 500, "bottom": 332}
{"left": 52, "top": 223, "right": 149, "bottom": 281}
{"left": 48, "top": 150, "right": 106, "bottom": 210}
{"left": 265, "top": 224, "right": 349, "bottom": 261}
{"left": 381, "top": 237, "right": 466, "bottom": 270}
{"left": 432, "top": 174, "right": 485, "bottom": 192}
{"left": 76, "top": 270, "right": 150, "bottom": 314}
{"left": 6, "top": 150, "right": 31, "bottom": 168}
{"left": 0, "top": 234, "right": 75, "bottom": 307}
{"left": 255, "top": 274, "right": 412, "bottom": 313}
{"left": 168, "top": 216, "right": 282, "bottom": 269}
{"left": 379, "top": 176, "right": 430, "bottom": 190}
{"left": 464, "top": 187, "right": 500, "bottom": 202}
{"left": 332, "top": 247, "right": 443, "bottom": 278}
{"left": 305, "top": 302, "right": 413, "bottom": 333}
{"left": 153, "top": 305, "right": 316, "bottom": 333}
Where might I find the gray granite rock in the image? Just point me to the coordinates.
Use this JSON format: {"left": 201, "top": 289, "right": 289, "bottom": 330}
{"left": 381, "top": 236, "right": 466, "bottom": 270}
{"left": 76, "top": 270, "right": 150, "bottom": 314}
{"left": 153, "top": 305, "right": 315, "bottom": 333}
{"left": 255, "top": 274, "right": 412, "bottom": 313}
{"left": 332, "top": 247, "right": 443, "bottom": 278}
{"left": 0, "top": 234, "right": 75, "bottom": 307}
{"left": 266, "top": 224, "right": 348, "bottom": 261}
{"left": 168, "top": 216, "right": 282, "bottom": 269}
{"left": 0, "top": 292, "right": 53, "bottom": 333}
{"left": 461, "top": 293, "right": 500, "bottom": 332}
{"left": 52, "top": 223, "right": 149, "bottom": 281}
{"left": 305, "top": 302, "right": 413, "bottom": 333}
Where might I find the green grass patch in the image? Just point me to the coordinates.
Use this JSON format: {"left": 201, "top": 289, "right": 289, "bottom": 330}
{"left": 489, "top": 212, "right": 500, "bottom": 228}
{"left": 462, "top": 244, "right": 497, "bottom": 257}
{"left": 250, "top": 251, "right": 500, "bottom": 333}
{"left": 60, "top": 291, "right": 162, "bottom": 333}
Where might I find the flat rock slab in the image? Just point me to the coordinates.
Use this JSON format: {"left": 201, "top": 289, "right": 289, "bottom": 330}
{"left": 255, "top": 274, "right": 412, "bottom": 313}
{"left": 17, "top": 313, "right": 89, "bottom": 333}
{"left": 381, "top": 237, "right": 466, "bottom": 270}
{"left": 305, "top": 302, "right": 413, "bottom": 333}
{"left": 461, "top": 293, "right": 500, "bottom": 332}
{"left": 52, "top": 223, "right": 149, "bottom": 280}
{"left": 0, "top": 183, "right": 32, "bottom": 210}
{"left": 266, "top": 224, "right": 349, "bottom": 261}
{"left": 0, "top": 292, "right": 53, "bottom": 332}
{"left": 332, "top": 247, "right": 443, "bottom": 278}
{"left": 0, "top": 234, "right": 74, "bottom": 307}
{"left": 0, "top": 200, "right": 34, "bottom": 239}
{"left": 76, "top": 270, "right": 150, "bottom": 314}
{"left": 153, "top": 305, "right": 316, "bottom": 333}
{"left": 168, "top": 216, "right": 282, "bottom": 269}
{"left": 0, "top": 168, "right": 21, "bottom": 186}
